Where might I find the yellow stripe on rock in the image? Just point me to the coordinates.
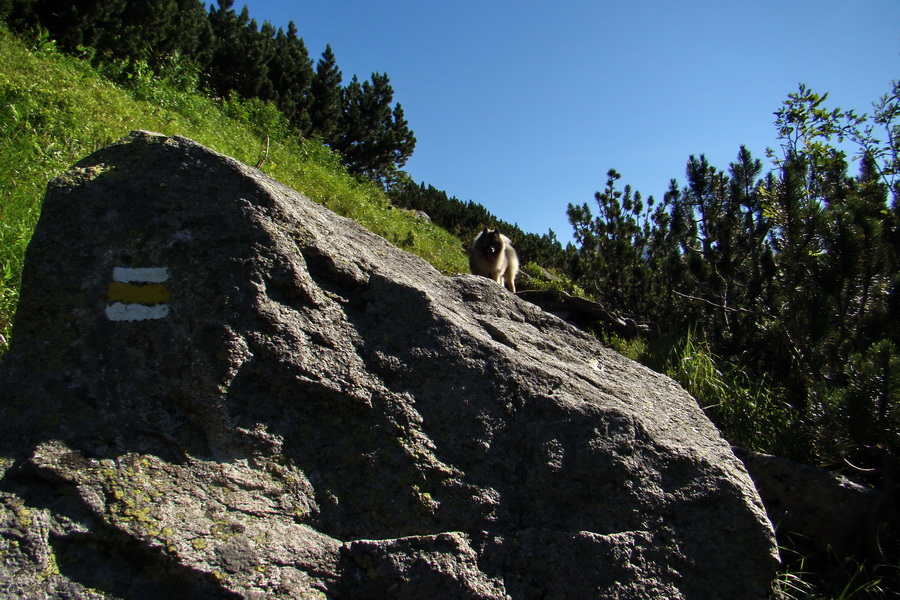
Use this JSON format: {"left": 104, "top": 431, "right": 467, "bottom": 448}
{"left": 106, "top": 282, "right": 171, "bottom": 304}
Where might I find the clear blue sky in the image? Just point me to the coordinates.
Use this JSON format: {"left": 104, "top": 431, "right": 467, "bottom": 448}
{"left": 237, "top": 0, "right": 899, "bottom": 243}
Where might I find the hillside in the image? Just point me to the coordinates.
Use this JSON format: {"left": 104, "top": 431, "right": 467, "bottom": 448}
{"left": 0, "top": 26, "right": 468, "bottom": 356}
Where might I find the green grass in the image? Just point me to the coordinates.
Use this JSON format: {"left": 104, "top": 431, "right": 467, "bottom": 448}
{"left": 0, "top": 27, "right": 467, "bottom": 355}
{"left": 771, "top": 550, "right": 889, "bottom": 600}
{"left": 665, "top": 329, "right": 800, "bottom": 456}
{"left": 608, "top": 327, "right": 799, "bottom": 457}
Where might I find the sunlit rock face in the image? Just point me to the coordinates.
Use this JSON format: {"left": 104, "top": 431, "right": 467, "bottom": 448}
{"left": 0, "top": 131, "right": 778, "bottom": 599}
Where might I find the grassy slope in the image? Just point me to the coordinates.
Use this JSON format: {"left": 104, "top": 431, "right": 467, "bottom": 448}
{"left": 0, "top": 28, "right": 468, "bottom": 354}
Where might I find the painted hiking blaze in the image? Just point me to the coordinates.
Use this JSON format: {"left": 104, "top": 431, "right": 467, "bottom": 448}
{"left": 105, "top": 267, "right": 170, "bottom": 321}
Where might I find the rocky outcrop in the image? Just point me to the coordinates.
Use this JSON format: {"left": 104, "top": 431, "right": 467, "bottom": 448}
{"left": 0, "top": 131, "right": 779, "bottom": 599}
{"left": 735, "top": 447, "right": 887, "bottom": 561}
{"left": 516, "top": 289, "right": 648, "bottom": 338}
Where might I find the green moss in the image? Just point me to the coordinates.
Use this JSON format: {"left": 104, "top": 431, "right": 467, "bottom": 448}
{"left": 13, "top": 502, "right": 33, "bottom": 529}
{"left": 210, "top": 520, "right": 245, "bottom": 540}
{"left": 207, "top": 570, "right": 227, "bottom": 584}
{"left": 38, "top": 547, "right": 60, "bottom": 580}
{"left": 52, "top": 164, "right": 114, "bottom": 188}
{"left": 98, "top": 455, "right": 183, "bottom": 549}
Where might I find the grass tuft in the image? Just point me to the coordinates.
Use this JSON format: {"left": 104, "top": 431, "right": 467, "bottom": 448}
{"left": 665, "top": 327, "right": 799, "bottom": 456}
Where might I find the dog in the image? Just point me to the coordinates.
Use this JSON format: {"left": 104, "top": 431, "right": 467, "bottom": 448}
{"left": 468, "top": 228, "right": 519, "bottom": 293}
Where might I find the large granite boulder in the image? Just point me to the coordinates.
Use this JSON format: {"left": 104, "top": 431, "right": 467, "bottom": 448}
{"left": 0, "top": 131, "right": 779, "bottom": 599}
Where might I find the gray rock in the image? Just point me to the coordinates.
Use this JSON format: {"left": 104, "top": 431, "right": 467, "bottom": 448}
{"left": 735, "top": 447, "right": 886, "bottom": 560}
{"left": 0, "top": 131, "right": 778, "bottom": 599}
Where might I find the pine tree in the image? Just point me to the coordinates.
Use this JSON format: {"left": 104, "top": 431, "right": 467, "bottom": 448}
{"left": 309, "top": 44, "right": 343, "bottom": 143}
{"left": 728, "top": 146, "right": 771, "bottom": 303}
{"left": 0, "top": 0, "right": 14, "bottom": 22}
{"left": 20, "top": 0, "right": 127, "bottom": 52}
{"left": 664, "top": 150, "right": 773, "bottom": 353}
{"left": 4, "top": 0, "right": 210, "bottom": 73}
{"left": 204, "top": 1, "right": 274, "bottom": 101}
{"left": 268, "top": 21, "right": 314, "bottom": 134}
{"left": 333, "top": 72, "right": 416, "bottom": 180}
{"left": 566, "top": 169, "right": 655, "bottom": 315}
{"left": 111, "top": 0, "right": 211, "bottom": 66}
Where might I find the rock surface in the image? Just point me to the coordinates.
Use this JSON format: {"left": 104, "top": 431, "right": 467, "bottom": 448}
{"left": 735, "top": 447, "right": 886, "bottom": 561}
{"left": 0, "top": 131, "right": 779, "bottom": 599}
